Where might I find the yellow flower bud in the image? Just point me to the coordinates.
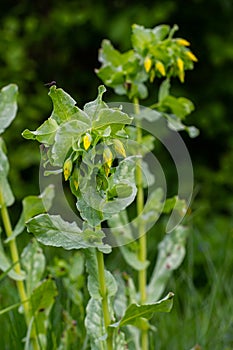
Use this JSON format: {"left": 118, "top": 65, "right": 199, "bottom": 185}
{"left": 72, "top": 166, "right": 79, "bottom": 190}
{"left": 103, "top": 147, "right": 113, "bottom": 168}
{"left": 83, "top": 133, "right": 92, "bottom": 150}
{"left": 144, "top": 56, "right": 152, "bottom": 73}
{"left": 186, "top": 50, "right": 198, "bottom": 62}
{"left": 63, "top": 158, "right": 73, "bottom": 181}
{"left": 113, "top": 139, "right": 126, "bottom": 158}
{"left": 176, "top": 38, "right": 190, "bottom": 46}
{"left": 177, "top": 57, "right": 184, "bottom": 83}
{"left": 155, "top": 61, "right": 166, "bottom": 76}
{"left": 73, "top": 179, "right": 79, "bottom": 191}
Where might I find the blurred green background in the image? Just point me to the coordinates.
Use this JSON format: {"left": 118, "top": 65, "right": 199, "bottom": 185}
{"left": 0, "top": 0, "right": 233, "bottom": 349}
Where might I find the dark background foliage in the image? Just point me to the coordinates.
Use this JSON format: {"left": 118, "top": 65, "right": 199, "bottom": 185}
{"left": 0, "top": 1, "right": 233, "bottom": 348}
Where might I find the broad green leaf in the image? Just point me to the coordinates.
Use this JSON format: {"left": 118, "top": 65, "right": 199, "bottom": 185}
{"left": 0, "top": 138, "right": 14, "bottom": 207}
{"left": 160, "top": 95, "right": 195, "bottom": 120}
{"left": 0, "top": 237, "right": 25, "bottom": 281}
{"left": 51, "top": 119, "right": 88, "bottom": 166}
{"left": 165, "top": 113, "right": 199, "bottom": 138}
{"left": 85, "top": 298, "right": 106, "bottom": 350}
{"left": 131, "top": 24, "right": 154, "bottom": 53}
{"left": 152, "top": 24, "right": 170, "bottom": 41}
{"left": 132, "top": 188, "right": 164, "bottom": 232}
{"left": 21, "top": 239, "right": 46, "bottom": 296}
{"left": 92, "top": 108, "right": 132, "bottom": 130}
{"left": 76, "top": 194, "right": 104, "bottom": 227}
{"left": 26, "top": 214, "right": 107, "bottom": 250}
{"left": 49, "top": 85, "right": 90, "bottom": 124}
{"left": 84, "top": 85, "right": 108, "bottom": 121}
{"left": 117, "top": 292, "right": 174, "bottom": 327}
{"left": 6, "top": 185, "right": 54, "bottom": 242}
{"left": 158, "top": 78, "right": 171, "bottom": 102}
{"left": 85, "top": 249, "right": 117, "bottom": 300}
{"left": 30, "top": 277, "right": 57, "bottom": 315}
{"left": 29, "top": 277, "right": 57, "bottom": 349}
{"left": 98, "top": 40, "right": 123, "bottom": 67}
{"left": 22, "top": 118, "right": 58, "bottom": 145}
{"left": 108, "top": 211, "right": 149, "bottom": 270}
{"left": 0, "top": 84, "right": 18, "bottom": 134}
{"left": 147, "top": 226, "right": 188, "bottom": 302}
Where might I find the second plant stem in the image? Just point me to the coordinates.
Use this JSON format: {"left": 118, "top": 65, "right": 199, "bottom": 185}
{"left": 0, "top": 189, "right": 40, "bottom": 350}
{"left": 134, "top": 97, "right": 148, "bottom": 350}
{"left": 96, "top": 249, "right": 113, "bottom": 350}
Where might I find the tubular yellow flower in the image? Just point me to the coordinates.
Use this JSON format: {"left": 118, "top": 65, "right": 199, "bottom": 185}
{"left": 103, "top": 147, "right": 113, "bottom": 168}
{"left": 72, "top": 166, "right": 79, "bottom": 190}
{"left": 186, "top": 50, "right": 198, "bottom": 62}
{"left": 155, "top": 61, "right": 166, "bottom": 76}
{"left": 144, "top": 56, "right": 152, "bottom": 73}
{"left": 83, "top": 133, "right": 92, "bottom": 150}
{"left": 63, "top": 158, "right": 73, "bottom": 181}
{"left": 73, "top": 179, "right": 79, "bottom": 191}
{"left": 176, "top": 38, "right": 190, "bottom": 46}
{"left": 113, "top": 139, "right": 126, "bottom": 158}
{"left": 177, "top": 57, "right": 184, "bottom": 83}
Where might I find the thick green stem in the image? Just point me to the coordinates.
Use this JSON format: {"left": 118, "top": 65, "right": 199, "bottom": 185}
{"left": 134, "top": 97, "right": 148, "bottom": 350}
{"left": 0, "top": 189, "right": 40, "bottom": 350}
{"left": 96, "top": 249, "right": 113, "bottom": 350}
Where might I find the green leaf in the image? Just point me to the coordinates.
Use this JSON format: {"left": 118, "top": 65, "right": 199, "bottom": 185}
{"left": 85, "top": 249, "right": 117, "bottom": 300}
{"left": 165, "top": 113, "right": 199, "bottom": 137}
{"left": 6, "top": 185, "right": 54, "bottom": 242}
{"left": 26, "top": 214, "right": 107, "bottom": 250}
{"left": 29, "top": 277, "right": 57, "bottom": 349}
{"left": 22, "top": 118, "right": 58, "bottom": 145}
{"left": 84, "top": 85, "right": 108, "bottom": 121}
{"left": 21, "top": 239, "right": 46, "bottom": 296}
{"left": 0, "top": 138, "right": 14, "bottom": 207}
{"left": 108, "top": 211, "right": 149, "bottom": 270}
{"left": 85, "top": 297, "right": 106, "bottom": 349}
{"left": 49, "top": 85, "right": 90, "bottom": 124}
{"left": 51, "top": 119, "right": 88, "bottom": 166}
{"left": 152, "top": 24, "right": 170, "bottom": 41}
{"left": 158, "top": 78, "right": 171, "bottom": 102}
{"left": 147, "top": 226, "right": 188, "bottom": 302}
{"left": 30, "top": 277, "right": 57, "bottom": 315}
{"left": 132, "top": 188, "right": 164, "bottom": 232}
{"left": 92, "top": 108, "right": 132, "bottom": 130}
{"left": 160, "top": 95, "right": 195, "bottom": 120}
{"left": 0, "top": 238, "right": 25, "bottom": 281}
{"left": 117, "top": 292, "right": 174, "bottom": 327}
{"left": 0, "top": 84, "right": 18, "bottom": 134}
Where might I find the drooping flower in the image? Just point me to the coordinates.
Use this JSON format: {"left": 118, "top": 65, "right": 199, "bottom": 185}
{"left": 155, "top": 61, "right": 166, "bottom": 76}
{"left": 113, "top": 139, "right": 126, "bottom": 158}
{"left": 186, "top": 50, "right": 198, "bottom": 62}
{"left": 63, "top": 158, "right": 73, "bottom": 181}
{"left": 144, "top": 56, "right": 152, "bottom": 73}
{"left": 83, "top": 133, "right": 92, "bottom": 150}
{"left": 176, "top": 38, "right": 190, "bottom": 46}
{"left": 177, "top": 57, "right": 184, "bottom": 82}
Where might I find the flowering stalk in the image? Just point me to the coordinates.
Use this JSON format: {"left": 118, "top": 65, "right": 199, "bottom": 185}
{"left": 96, "top": 248, "right": 113, "bottom": 350}
{"left": 0, "top": 189, "right": 40, "bottom": 350}
{"left": 134, "top": 97, "right": 148, "bottom": 350}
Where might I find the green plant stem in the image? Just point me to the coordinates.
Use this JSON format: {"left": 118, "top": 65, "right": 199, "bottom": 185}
{"left": 96, "top": 249, "right": 113, "bottom": 350}
{"left": 0, "top": 189, "right": 40, "bottom": 350}
{"left": 134, "top": 97, "right": 148, "bottom": 350}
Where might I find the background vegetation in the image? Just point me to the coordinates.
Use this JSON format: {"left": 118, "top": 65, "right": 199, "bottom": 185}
{"left": 0, "top": 1, "right": 232, "bottom": 349}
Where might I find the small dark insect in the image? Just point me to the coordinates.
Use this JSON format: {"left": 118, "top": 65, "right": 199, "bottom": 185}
{"left": 44, "top": 81, "right": 56, "bottom": 87}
